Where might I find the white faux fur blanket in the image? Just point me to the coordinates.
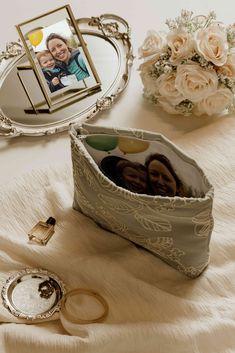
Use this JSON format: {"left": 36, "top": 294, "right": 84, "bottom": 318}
{"left": 1, "top": 115, "right": 235, "bottom": 353}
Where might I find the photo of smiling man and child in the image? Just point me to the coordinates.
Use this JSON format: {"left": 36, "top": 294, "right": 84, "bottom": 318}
{"left": 31, "top": 19, "right": 90, "bottom": 94}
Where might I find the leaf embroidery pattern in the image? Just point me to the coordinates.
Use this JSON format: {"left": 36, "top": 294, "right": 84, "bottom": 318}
{"left": 96, "top": 206, "right": 128, "bottom": 233}
{"left": 126, "top": 233, "right": 184, "bottom": 262}
{"left": 147, "top": 237, "right": 184, "bottom": 261}
{"left": 152, "top": 197, "right": 177, "bottom": 210}
{"left": 98, "top": 194, "right": 143, "bottom": 214}
{"left": 134, "top": 213, "right": 172, "bottom": 232}
{"left": 98, "top": 175, "right": 123, "bottom": 194}
{"left": 192, "top": 209, "right": 214, "bottom": 237}
{"left": 73, "top": 161, "right": 84, "bottom": 177}
{"left": 177, "top": 262, "right": 208, "bottom": 278}
{"left": 82, "top": 165, "right": 97, "bottom": 188}
{"left": 74, "top": 187, "right": 95, "bottom": 212}
{"left": 72, "top": 149, "right": 85, "bottom": 177}
{"left": 123, "top": 192, "right": 146, "bottom": 203}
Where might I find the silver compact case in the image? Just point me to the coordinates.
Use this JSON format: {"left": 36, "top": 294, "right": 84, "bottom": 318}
{"left": 1, "top": 268, "right": 65, "bottom": 320}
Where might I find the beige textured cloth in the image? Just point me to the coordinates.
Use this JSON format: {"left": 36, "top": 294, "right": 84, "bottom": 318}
{"left": 0, "top": 115, "right": 235, "bottom": 352}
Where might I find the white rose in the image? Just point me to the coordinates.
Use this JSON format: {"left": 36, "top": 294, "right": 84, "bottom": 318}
{"left": 167, "top": 28, "right": 194, "bottom": 64}
{"left": 195, "top": 87, "right": 234, "bottom": 116}
{"left": 175, "top": 64, "right": 218, "bottom": 102}
{"left": 138, "top": 30, "right": 164, "bottom": 59}
{"left": 195, "top": 24, "right": 228, "bottom": 66}
{"left": 158, "top": 97, "right": 180, "bottom": 114}
{"left": 139, "top": 57, "right": 159, "bottom": 96}
{"left": 157, "top": 71, "right": 184, "bottom": 104}
{"left": 217, "top": 54, "right": 235, "bottom": 78}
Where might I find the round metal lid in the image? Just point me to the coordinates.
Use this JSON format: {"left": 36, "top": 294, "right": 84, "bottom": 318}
{"left": 1, "top": 268, "right": 65, "bottom": 320}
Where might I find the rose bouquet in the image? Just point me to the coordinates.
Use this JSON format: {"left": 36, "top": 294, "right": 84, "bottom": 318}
{"left": 138, "top": 10, "right": 235, "bottom": 116}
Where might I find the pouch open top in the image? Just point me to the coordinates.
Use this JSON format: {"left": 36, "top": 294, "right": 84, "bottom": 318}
{"left": 70, "top": 123, "right": 214, "bottom": 278}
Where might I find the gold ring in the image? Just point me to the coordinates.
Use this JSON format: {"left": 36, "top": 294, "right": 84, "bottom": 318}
{"left": 60, "top": 288, "right": 109, "bottom": 324}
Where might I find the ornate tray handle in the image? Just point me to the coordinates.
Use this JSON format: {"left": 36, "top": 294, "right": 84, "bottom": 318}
{"left": 0, "top": 14, "right": 133, "bottom": 137}
{"left": 0, "top": 112, "right": 20, "bottom": 137}
{"left": 87, "top": 14, "right": 134, "bottom": 121}
{"left": 88, "top": 14, "right": 131, "bottom": 42}
{"left": 0, "top": 41, "right": 23, "bottom": 64}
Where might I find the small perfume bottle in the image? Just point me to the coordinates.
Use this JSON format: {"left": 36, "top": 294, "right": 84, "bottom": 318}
{"left": 28, "top": 217, "right": 56, "bottom": 245}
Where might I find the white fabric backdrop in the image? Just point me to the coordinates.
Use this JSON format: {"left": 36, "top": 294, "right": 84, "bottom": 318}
{"left": 1, "top": 0, "right": 235, "bottom": 352}
{"left": 0, "top": 113, "right": 235, "bottom": 352}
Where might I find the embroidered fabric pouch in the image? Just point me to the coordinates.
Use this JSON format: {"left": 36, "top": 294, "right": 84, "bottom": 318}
{"left": 70, "top": 123, "right": 214, "bottom": 278}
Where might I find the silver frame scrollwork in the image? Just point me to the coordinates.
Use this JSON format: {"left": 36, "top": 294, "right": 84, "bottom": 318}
{"left": 0, "top": 14, "right": 134, "bottom": 137}
{"left": 1, "top": 268, "right": 66, "bottom": 321}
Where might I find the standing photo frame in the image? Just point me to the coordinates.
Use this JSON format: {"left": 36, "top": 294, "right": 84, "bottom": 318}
{"left": 16, "top": 4, "right": 101, "bottom": 113}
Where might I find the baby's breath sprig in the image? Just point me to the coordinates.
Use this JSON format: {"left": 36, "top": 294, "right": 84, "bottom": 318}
{"left": 143, "top": 92, "right": 158, "bottom": 105}
{"left": 202, "top": 11, "right": 217, "bottom": 28}
{"left": 150, "top": 52, "right": 174, "bottom": 78}
{"left": 190, "top": 53, "right": 214, "bottom": 69}
{"left": 227, "top": 24, "right": 235, "bottom": 48}
{"left": 218, "top": 74, "right": 235, "bottom": 93}
{"left": 165, "top": 10, "right": 217, "bottom": 33}
{"left": 165, "top": 10, "right": 193, "bottom": 31}
{"left": 175, "top": 100, "right": 194, "bottom": 115}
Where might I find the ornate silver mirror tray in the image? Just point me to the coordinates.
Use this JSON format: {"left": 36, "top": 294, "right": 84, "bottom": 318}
{"left": 0, "top": 14, "right": 133, "bottom": 137}
{"left": 1, "top": 268, "right": 65, "bottom": 320}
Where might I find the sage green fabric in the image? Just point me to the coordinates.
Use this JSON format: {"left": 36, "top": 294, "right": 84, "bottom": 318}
{"left": 70, "top": 123, "right": 214, "bottom": 278}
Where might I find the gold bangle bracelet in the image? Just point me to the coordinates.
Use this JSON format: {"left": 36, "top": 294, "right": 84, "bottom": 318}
{"left": 60, "top": 288, "right": 109, "bottom": 324}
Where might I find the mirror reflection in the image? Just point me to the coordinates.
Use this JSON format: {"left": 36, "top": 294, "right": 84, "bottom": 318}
{"left": 1, "top": 33, "right": 118, "bottom": 125}
{"left": 0, "top": 14, "right": 133, "bottom": 136}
